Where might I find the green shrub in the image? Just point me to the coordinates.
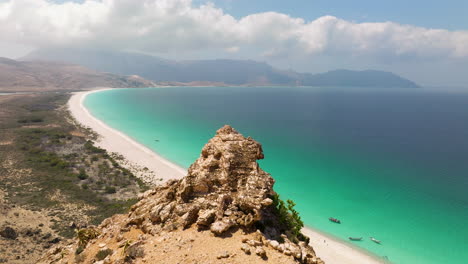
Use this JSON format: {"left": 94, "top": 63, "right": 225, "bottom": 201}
{"left": 84, "top": 140, "right": 105, "bottom": 154}
{"left": 105, "top": 186, "right": 116, "bottom": 194}
{"left": 95, "top": 248, "right": 113, "bottom": 261}
{"left": 75, "top": 245, "right": 84, "bottom": 255}
{"left": 77, "top": 169, "right": 88, "bottom": 180}
{"left": 76, "top": 228, "right": 100, "bottom": 247}
{"left": 30, "top": 117, "right": 44, "bottom": 123}
{"left": 272, "top": 194, "right": 305, "bottom": 243}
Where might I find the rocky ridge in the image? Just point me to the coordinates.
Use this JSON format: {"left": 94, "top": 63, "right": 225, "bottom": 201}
{"left": 0, "top": 57, "right": 156, "bottom": 92}
{"left": 39, "top": 125, "right": 324, "bottom": 264}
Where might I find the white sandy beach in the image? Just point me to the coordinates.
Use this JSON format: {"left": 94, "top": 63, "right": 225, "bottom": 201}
{"left": 68, "top": 88, "right": 384, "bottom": 264}
{"left": 68, "top": 88, "right": 187, "bottom": 184}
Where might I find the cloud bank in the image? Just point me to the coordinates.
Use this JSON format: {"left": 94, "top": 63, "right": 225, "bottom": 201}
{"left": 1, "top": 0, "right": 467, "bottom": 62}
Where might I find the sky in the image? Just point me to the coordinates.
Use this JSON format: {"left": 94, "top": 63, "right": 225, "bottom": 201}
{"left": 0, "top": 0, "right": 467, "bottom": 86}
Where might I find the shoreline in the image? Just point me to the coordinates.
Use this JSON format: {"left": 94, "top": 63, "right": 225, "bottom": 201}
{"left": 68, "top": 88, "right": 187, "bottom": 184}
{"left": 302, "top": 226, "right": 386, "bottom": 264}
{"left": 68, "top": 88, "right": 384, "bottom": 264}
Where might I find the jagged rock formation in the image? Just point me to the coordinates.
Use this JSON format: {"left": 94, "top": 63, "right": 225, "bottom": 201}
{"left": 39, "top": 125, "right": 324, "bottom": 264}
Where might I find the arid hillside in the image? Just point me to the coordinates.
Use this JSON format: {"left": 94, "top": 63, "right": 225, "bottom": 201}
{"left": 0, "top": 93, "right": 150, "bottom": 264}
{"left": 0, "top": 58, "right": 156, "bottom": 92}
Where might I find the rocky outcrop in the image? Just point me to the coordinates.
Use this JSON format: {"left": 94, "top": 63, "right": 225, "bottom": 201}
{"left": 126, "top": 125, "right": 276, "bottom": 235}
{"left": 38, "top": 125, "right": 324, "bottom": 264}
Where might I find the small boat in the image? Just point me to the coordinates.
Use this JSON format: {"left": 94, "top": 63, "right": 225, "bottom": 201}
{"left": 329, "top": 217, "right": 341, "bottom": 224}
{"left": 348, "top": 237, "right": 363, "bottom": 241}
{"left": 370, "top": 237, "right": 381, "bottom": 244}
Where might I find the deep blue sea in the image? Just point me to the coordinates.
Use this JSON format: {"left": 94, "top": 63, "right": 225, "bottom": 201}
{"left": 85, "top": 87, "right": 468, "bottom": 264}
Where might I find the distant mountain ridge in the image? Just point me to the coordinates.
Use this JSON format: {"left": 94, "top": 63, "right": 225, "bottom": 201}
{"left": 24, "top": 48, "right": 420, "bottom": 88}
{"left": 0, "top": 57, "right": 156, "bottom": 92}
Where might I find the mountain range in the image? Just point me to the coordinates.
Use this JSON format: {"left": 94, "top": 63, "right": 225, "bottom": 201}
{"left": 24, "top": 48, "right": 419, "bottom": 88}
{"left": 0, "top": 57, "right": 155, "bottom": 92}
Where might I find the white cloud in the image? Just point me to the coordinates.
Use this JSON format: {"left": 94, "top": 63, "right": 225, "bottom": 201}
{"left": 0, "top": 0, "right": 467, "bottom": 61}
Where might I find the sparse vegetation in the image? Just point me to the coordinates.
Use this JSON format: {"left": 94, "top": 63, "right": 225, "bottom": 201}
{"left": 95, "top": 248, "right": 113, "bottom": 261}
{"left": 105, "top": 186, "right": 117, "bottom": 194}
{"left": 271, "top": 194, "right": 308, "bottom": 243}
{"left": 0, "top": 93, "right": 150, "bottom": 264}
{"left": 76, "top": 228, "right": 100, "bottom": 247}
{"left": 77, "top": 169, "right": 89, "bottom": 180}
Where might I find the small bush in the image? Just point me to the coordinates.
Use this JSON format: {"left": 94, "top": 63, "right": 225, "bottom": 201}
{"left": 95, "top": 248, "right": 113, "bottom": 261}
{"left": 84, "top": 140, "right": 105, "bottom": 154}
{"left": 105, "top": 186, "right": 116, "bottom": 194}
{"left": 272, "top": 194, "right": 306, "bottom": 243}
{"left": 76, "top": 228, "right": 100, "bottom": 247}
{"left": 17, "top": 116, "right": 44, "bottom": 123}
{"left": 30, "top": 117, "right": 44, "bottom": 123}
{"left": 77, "top": 169, "right": 88, "bottom": 180}
{"left": 75, "top": 245, "right": 84, "bottom": 255}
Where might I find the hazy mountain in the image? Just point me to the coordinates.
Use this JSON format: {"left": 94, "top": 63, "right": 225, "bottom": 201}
{"left": 300, "top": 69, "right": 420, "bottom": 88}
{"left": 0, "top": 57, "right": 156, "bottom": 92}
{"left": 24, "top": 48, "right": 419, "bottom": 88}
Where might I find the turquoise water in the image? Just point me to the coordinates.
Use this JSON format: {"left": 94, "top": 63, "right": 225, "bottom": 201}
{"left": 85, "top": 87, "right": 468, "bottom": 264}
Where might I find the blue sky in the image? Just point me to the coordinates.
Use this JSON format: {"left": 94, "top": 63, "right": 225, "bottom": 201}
{"left": 201, "top": 0, "right": 468, "bottom": 30}
{"left": 57, "top": 0, "right": 468, "bottom": 30}
{"left": 2, "top": 0, "right": 468, "bottom": 86}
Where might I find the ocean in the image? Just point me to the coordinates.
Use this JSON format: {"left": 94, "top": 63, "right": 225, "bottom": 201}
{"left": 84, "top": 87, "right": 468, "bottom": 264}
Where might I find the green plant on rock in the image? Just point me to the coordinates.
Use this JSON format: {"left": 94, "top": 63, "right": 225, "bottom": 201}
{"left": 95, "top": 248, "right": 113, "bottom": 261}
{"left": 75, "top": 228, "right": 100, "bottom": 247}
{"left": 271, "top": 194, "right": 306, "bottom": 243}
{"left": 120, "top": 240, "right": 133, "bottom": 256}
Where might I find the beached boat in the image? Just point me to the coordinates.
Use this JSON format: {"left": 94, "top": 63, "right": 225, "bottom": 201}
{"left": 348, "top": 237, "right": 363, "bottom": 241}
{"left": 329, "top": 217, "right": 341, "bottom": 223}
{"left": 370, "top": 237, "right": 381, "bottom": 244}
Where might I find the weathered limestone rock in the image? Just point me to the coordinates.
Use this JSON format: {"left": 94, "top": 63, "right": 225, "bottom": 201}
{"left": 216, "top": 251, "right": 230, "bottom": 259}
{"left": 180, "top": 206, "right": 199, "bottom": 229}
{"left": 269, "top": 240, "right": 280, "bottom": 249}
{"left": 210, "top": 219, "right": 234, "bottom": 235}
{"left": 255, "top": 246, "right": 267, "bottom": 257}
{"left": 196, "top": 209, "right": 216, "bottom": 227}
{"left": 241, "top": 244, "right": 251, "bottom": 254}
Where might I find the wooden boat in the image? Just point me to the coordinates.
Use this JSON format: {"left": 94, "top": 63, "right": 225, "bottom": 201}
{"left": 348, "top": 237, "right": 363, "bottom": 241}
{"left": 370, "top": 237, "right": 381, "bottom": 244}
{"left": 329, "top": 217, "right": 341, "bottom": 224}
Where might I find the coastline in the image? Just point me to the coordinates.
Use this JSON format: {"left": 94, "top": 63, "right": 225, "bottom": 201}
{"left": 302, "top": 227, "right": 385, "bottom": 264}
{"left": 68, "top": 88, "right": 384, "bottom": 264}
{"left": 68, "top": 88, "right": 187, "bottom": 184}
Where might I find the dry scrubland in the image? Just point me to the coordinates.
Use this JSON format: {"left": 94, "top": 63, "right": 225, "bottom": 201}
{"left": 0, "top": 93, "right": 150, "bottom": 264}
